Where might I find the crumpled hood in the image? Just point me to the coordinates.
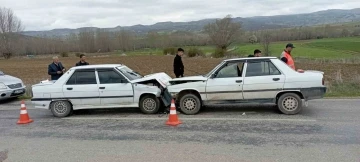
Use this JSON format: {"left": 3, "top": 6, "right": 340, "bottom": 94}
{"left": 131, "top": 72, "right": 172, "bottom": 88}
{"left": 170, "top": 75, "right": 208, "bottom": 82}
{"left": 0, "top": 75, "right": 22, "bottom": 85}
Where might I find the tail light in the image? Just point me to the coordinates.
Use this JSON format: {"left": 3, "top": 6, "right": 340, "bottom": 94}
{"left": 322, "top": 77, "right": 325, "bottom": 85}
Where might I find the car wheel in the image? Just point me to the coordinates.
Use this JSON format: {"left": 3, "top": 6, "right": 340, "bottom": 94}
{"left": 277, "top": 93, "right": 303, "bottom": 115}
{"left": 139, "top": 95, "right": 160, "bottom": 114}
{"left": 50, "top": 100, "right": 73, "bottom": 117}
{"left": 179, "top": 94, "right": 201, "bottom": 115}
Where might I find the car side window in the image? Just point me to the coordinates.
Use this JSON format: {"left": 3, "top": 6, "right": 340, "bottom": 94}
{"left": 215, "top": 62, "right": 244, "bottom": 78}
{"left": 246, "top": 61, "right": 281, "bottom": 77}
{"left": 66, "top": 71, "right": 97, "bottom": 85}
{"left": 98, "top": 70, "right": 128, "bottom": 84}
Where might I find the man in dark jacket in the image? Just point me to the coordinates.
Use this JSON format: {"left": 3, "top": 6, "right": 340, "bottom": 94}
{"left": 75, "top": 54, "right": 89, "bottom": 66}
{"left": 48, "top": 56, "right": 66, "bottom": 80}
{"left": 173, "top": 48, "right": 184, "bottom": 78}
{"left": 248, "top": 49, "right": 262, "bottom": 57}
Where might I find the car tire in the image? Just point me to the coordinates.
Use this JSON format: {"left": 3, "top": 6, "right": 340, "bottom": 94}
{"left": 179, "top": 94, "right": 201, "bottom": 115}
{"left": 277, "top": 93, "right": 303, "bottom": 115}
{"left": 139, "top": 95, "right": 160, "bottom": 114}
{"left": 50, "top": 100, "right": 73, "bottom": 117}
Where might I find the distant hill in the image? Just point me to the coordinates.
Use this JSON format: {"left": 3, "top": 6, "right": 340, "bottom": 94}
{"left": 21, "top": 8, "right": 360, "bottom": 37}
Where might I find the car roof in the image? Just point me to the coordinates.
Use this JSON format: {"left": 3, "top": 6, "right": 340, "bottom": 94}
{"left": 224, "top": 57, "right": 277, "bottom": 62}
{"left": 70, "top": 64, "right": 124, "bottom": 70}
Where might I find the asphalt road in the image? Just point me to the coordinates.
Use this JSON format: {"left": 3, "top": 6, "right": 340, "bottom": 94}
{"left": 0, "top": 99, "right": 359, "bottom": 162}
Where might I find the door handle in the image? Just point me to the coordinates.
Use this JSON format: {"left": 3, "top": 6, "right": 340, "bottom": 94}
{"left": 99, "top": 87, "right": 105, "bottom": 89}
{"left": 273, "top": 78, "right": 280, "bottom": 81}
{"left": 235, "top": 80, "right": 242, "bottom": 83}
{"left": 67, "top": 87, "right": 73, "bottom": 90}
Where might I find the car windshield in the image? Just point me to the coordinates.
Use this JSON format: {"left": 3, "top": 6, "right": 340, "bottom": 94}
{"left": 0, "top": 71, "right": 4, "bottom": 75}
{"left": 203, "top": 61, "right": 225, "bottom": 78}
{"left": 116, "top": 66, "right": 143, "bottom": 80}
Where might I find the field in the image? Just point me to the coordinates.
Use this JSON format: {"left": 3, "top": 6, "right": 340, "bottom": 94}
{"left": 1, "top": 37, "right": 360, "bottom": 97}
{"left": 126, "top": 37, "right": 360, "bottom": 59}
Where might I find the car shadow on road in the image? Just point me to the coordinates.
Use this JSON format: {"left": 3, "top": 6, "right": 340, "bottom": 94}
{"left": 202, "top": 104, "right": 280, "bottom": 114}
{"left": 0, "top": 98, "right": 18, "bottom": 104}
{"left": 71, "top": 104, "right": 280, "bottom": 116}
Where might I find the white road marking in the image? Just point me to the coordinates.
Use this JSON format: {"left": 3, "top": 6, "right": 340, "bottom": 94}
{"left": 0, "top": 108, "right": 37, "bottom": 111}
{"left": 63, "top": 117, "right": 316, "bottom": 122}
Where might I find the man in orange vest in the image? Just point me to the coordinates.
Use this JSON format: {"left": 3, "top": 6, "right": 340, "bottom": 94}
{"left": 280, "top": 43, "right": 296, "bottom": 69}
{"left": 280, "top": 43, "right": 304, "bottom": 72}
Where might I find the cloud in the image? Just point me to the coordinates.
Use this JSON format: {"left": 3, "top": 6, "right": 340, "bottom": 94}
{"left": 1, "top": 0, "right": 359, "bottom": 31}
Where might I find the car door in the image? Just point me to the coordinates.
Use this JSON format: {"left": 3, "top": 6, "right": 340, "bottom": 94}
{"left": 205, "top": 61, "right": 245, "bottom": 101}
{"left": 97, "top": 68, "right": 134, "bottom": 106}
{"left": 242, "top": 59, "right": 285, "bottom": 100}
{"left": 63, "top": 69, "right": 100, "bottom": 107}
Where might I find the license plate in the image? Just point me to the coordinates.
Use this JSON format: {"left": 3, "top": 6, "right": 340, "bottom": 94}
{"left": 14, "top": 89, "right": 23, "bottom": 94}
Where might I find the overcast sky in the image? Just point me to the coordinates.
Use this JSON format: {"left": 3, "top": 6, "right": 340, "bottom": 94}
{"left": 1, "top": 0, "right": 360, "bottom": 31}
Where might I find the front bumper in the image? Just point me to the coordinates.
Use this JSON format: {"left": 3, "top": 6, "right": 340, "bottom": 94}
{"left": 160, "top": 88, "right": 172, "bottom": 107}
{"left": 0, "top": 87, "right": 26, "bottom": 100}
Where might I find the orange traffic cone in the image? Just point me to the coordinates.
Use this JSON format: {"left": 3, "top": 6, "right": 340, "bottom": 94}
{"left": 17, "top": 100, "right": 33, "bottom": 124}
{"left": 166, "top": 99, "right": 182, "bottom": 126}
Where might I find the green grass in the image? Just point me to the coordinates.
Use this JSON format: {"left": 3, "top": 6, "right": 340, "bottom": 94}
{"left": 303, "top": 37, "right": 360, "bottom": 54}
{"left": 120, "top": 37, "right": 360, "bottom": 59}
{"left": 233, "top": 37, "right": 360, "bottom": 58}
{"left": 121, "top": 48, "right": 164, "bottom": 55}
{"left": 325, "top": 82, "right": 360, "bottom": 97}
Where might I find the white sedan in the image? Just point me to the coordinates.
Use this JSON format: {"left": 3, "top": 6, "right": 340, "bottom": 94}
{"left": 167, "top": 57, "right": 327, "bottom": 115}
{"left": 31, "top": 64, "right": 172, "bottom": 117}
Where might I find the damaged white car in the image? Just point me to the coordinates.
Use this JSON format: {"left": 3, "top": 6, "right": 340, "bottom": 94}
{"left": 167, "top": 57, "right": 327, "bottom": 115}
{"left": 31, "top": 64, "right": 172, "bottom": 117}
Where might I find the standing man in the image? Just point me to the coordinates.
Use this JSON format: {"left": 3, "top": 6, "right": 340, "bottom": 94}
{"left": 75, "top": 54, "right": 89, "bottom": 66}
{"left": 173, "top": 48, "right": 184, "bottom": 78}
{"left": 48, "top": 56, "right": 66, "bottom": 80}
{"left": 248, "top": 49, "right": 262, "bottom": 57}
{"left": 280, "top": 43, "right": 296, "bottom": 70}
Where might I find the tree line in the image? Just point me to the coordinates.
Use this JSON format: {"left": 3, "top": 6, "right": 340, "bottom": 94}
{"left": 1, "top": 7, "right": 360, "bottom": 59}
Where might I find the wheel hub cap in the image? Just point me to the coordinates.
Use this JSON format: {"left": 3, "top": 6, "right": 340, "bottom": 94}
{"left": 54, "top": 102, "right": 68, "bottom": 114}
{"left": 183, "top": 98, "right": 196, "bottom": 111}
{"left": 282, "top": 96, "right": 298, "bottom": 111}
{"left": 143, "top": 98, "right": 156, "bottom": 111}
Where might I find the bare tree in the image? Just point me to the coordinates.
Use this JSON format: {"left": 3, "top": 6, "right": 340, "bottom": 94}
{"left": 203, "top": 15, "right": 241, "bottom": 50}
{"left": 260, "top": 30, "right": 272, "bottom": 56}
{"left": 78, "top": 29, "right": 95, "bottom": 52}
{"left": 116, "top": 30, "right": 135, "bottom": 52}
{"left": 249, "top": 34, "right": 257, "bottom": 44}
{"left": 0, "top": 7, "right": 24, "bottom": 58}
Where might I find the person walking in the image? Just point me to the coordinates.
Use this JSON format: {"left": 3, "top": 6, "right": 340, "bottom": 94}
{"left": 75, "top": 54, "right": 89, "bottom": 66}
{"left": 248, "top": 49, "right": 262, "bottom": 57}
{"left": 173, "top": 48, "right": 184, "bottom": 78}
{"left": 48, "top": 56, "right": 66, "bottom": 80}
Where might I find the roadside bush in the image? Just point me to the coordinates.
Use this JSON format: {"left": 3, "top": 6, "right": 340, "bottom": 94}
{"left": 2, "top": 53, "right": 12, "bottom": 59}
{"left": 61, "top": 52, "right": 69, "bottom": 57}
{"left": 212, "top": 48, "right": 226, "bottom": 58}
{"left": 75, "top": 53, "right": 82, "bottom": 57}
{"left": 326, "top": 81, "right": 360, "bottom": 97}
{"left": 187, "top": 48, "right": 204, "bottom": 57}
{"left": 163, "top": 47, "right": 176, "bottom": 55}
